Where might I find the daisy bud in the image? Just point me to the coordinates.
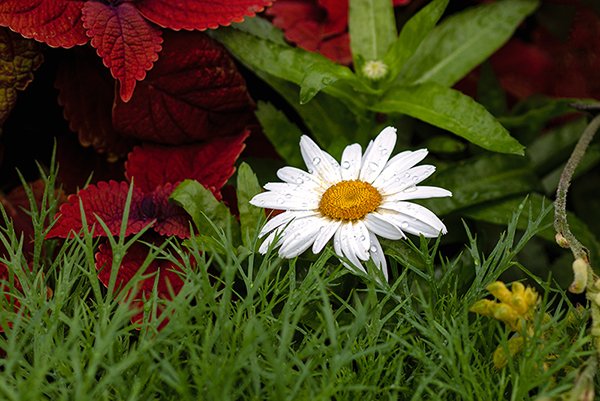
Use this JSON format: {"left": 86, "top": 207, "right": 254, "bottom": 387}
{"left": 362, "top": 60, "right": 389, "bottom": 81}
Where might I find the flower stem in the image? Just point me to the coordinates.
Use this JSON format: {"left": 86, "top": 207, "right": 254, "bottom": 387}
{"left": 554, "top": 113, "right": 600, "bottom": 262}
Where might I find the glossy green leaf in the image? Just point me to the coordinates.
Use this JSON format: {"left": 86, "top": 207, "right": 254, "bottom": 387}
{"left": 463, "top": 193, "right": 600, "bottom": 262}
{"left": 348, "top": 0, "right": 397, "bottom": 62}
{"left": 170, "top": 179, "right": 237, "bottom": 240}
{"left": 210, "top": 26, "right": 364, "bottom": 108}
{"left": 372, "top": 83, "right": 524, "bottom": 154}
{"left": 399, "top": 0, "right": 538, "bottom": 86}
{"left": 236, "top": 163, "right": 264, "bottom": 249}
{"left": 526, "top": 117, "right": 587, "bottom": 174}
{"left": 384, "top": 0, "right": 448, "bottom": 79}
{"left": 255, "top": 101, "right": 304, "bottom": 168}
{"left": 421, "top": 154, "right": 538, "bottom": 215}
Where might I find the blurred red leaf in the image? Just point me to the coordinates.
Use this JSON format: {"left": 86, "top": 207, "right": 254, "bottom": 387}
{"left": 267, "top": 0, "right": 411, "bottom": 65}
{"left": 82, "top": 1, "right": 163, "bottom": 103}
{"left": 113, "top": 31, "right": 255, "bottom": 144}
{"left": 0, "top": 0, "right": 88, "bottom": 48}
{"left": 55, "top": 47, "right": 136, "bottom": 158}
{"left": 136, "top": 0, "right": 273, "bottom": 30}
{"left": 0, "top": 29, "right": 43, "bottom": 126}
{"left": 125, "top": 130, "right": 249, "bottom": 195}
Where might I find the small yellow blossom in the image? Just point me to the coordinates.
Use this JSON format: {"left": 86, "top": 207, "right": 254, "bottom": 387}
{"left": 470, "top": 281, "right": 539, "bottom": 331}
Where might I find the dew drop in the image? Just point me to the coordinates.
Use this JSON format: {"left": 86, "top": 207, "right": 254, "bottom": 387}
{"left": 359, "top": 235, "right": 366, "bottom": 242}
{"left": 401, "top": 222, "right": 409, "bottom": 229}
{"left": 312, "top": 157, "right": 321, "bottom": 165}
{"left": 404, "top": 186, "right": 417, "bottom": 193}
{"left": 403, "top": 172, "right": 412, "bottom": 178}
{"left": 285, "top": 193, "right": 292, "bottom": 199}
{"left": 277, "top": 198, "right": 285, "bottom": 205}
{"left": 296, "top": 177, "right": 304, "bottom": 184}
{"left": 370, "top": 245, "right": 377, "bottom": 253}
{"left": 368, "top": 162, "right": 378, "bottom": 171}
{"left": 342, "top": 161, "right": 351, "bottom": 169}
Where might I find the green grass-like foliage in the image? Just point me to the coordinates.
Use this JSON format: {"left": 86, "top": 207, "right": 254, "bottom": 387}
{"left": 0, "top": 170, "right": 594, "bottom": 400}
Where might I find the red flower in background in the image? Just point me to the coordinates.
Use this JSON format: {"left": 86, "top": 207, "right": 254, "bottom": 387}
{"left": 0, "top": 0, "right": 273, "bottom": 101}
{"left": 267, "top": 0, "right": 410, "bottom": 64}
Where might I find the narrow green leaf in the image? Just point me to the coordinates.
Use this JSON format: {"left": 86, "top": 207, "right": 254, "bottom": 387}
{"left": 463, "top": 193, "right": 600, "bottom": 262}
{"left": 372, "top": 83, "right": 524, "bottom": 154}
{"left": 236, "top": 163, "right": 264, "bottom": 249}
{"left": 170, "top": 180, "right": 237, "bottom": 239}
{"left": 399, "top": 0, "right": 539, "bottom": 86}
{"left": 348, "top": 0, "right": 397, "bottom": 62}
{"left": 255, "top": 101, "right": 305, "bottom": 167}
{"left": 384, "top": 0, "right": 448, "bottom": 78}
{"left": 421, "top": 154, "right": 538, "bottom": 215}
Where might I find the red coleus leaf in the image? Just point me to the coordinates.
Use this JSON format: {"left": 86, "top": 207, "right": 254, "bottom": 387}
{"left": 135, "top": 0, "right": 273, "bottom": 31}
{"left": 46, "top": 180, "right": 191, "bottom": 239}
{"left": 95, "top": 240, "right": 186, "bottom": 327}
{"left": 55, "top": 47, "right": 137, "bottom": 158}
{"left": 0, "top": 0, "right": 88, "bottom": 48}
{"left": 125, "top": 130, "right": 249, "bottom": 195}
{"left": 0, "top": 28, "right": 43, "bottom": 125}
{"left": 113, "top": 31, "right": 256, "bottom": 144}
{"left": 82, "top": 1, "right": 163, "bottom": 103}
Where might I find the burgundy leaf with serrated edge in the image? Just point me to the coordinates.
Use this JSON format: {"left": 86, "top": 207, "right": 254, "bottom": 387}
{"left": 55, "top": 47, "right": 136, "bottom": 158}
{"left": 47, "top": 181, "right": 152, "bottom": 239}
{"left": 0, "top": 0, "right": 87, "bottom": 48}
{"left": 136, "top": 0, "right": 272, "bottom": 30}
{"left": 113, "top": 31, "right": 255, "bottom": 144}
{"left": 152, "top": 184, "right": 191, "bottom": 238}
{"left": 82, "top": 1, "right": 163, "bottom": 102}
{"left": 125, "top": 130, "right": 249, "bottom": 194}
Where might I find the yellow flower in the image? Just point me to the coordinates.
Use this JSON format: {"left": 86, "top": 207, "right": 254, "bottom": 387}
{"left": 470, "top": 281, "right": 539, "bottom": 331}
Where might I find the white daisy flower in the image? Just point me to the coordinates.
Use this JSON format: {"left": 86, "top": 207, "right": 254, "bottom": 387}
{"left": 249, "top": 126, "right": 452, "bottom": 281}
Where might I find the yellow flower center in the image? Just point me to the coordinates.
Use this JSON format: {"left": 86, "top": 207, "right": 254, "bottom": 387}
{"left": 318, "top": 180, "right": 382, "bottom": 221}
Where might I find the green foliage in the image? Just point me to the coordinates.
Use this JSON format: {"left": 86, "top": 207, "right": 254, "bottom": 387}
{"left": 0, "top": 179, "right": 593, "bottom": 400}
{"left": 348, "top": 0, "right": 397, "bottom": 63}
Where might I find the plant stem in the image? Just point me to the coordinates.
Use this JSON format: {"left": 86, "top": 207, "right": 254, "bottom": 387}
{"left": 554, "top": 113, "right": 600, "bottom": 262}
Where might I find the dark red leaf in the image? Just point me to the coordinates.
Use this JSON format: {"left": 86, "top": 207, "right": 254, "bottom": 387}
{"left": 113, "top": 31, "right": 255, "bottom": 144}
{"left": 0, "top": 28, "right": 43, "bottom": 125}
{"left": 267, "top": 0, "right": 352, "bottom": 64}
{"left": 55, "top": 47, "right": 136, "bottom": 158}
{"left": 0, "top": 0, "right": 87, "bottom": 48}
{"left": 135, "top": 0, "right": 273, "bottom": 31}
{"left": 151, "top": 184, "right": 191, "bottom": 238}
{"left": 47, "top": 180, "right": 152, "bottom": 239}
{"left": 82, "top": 1, "right": 163, "bottom": 103}
{"left": 125, "top": 130, "right": 249, "bottom": 194}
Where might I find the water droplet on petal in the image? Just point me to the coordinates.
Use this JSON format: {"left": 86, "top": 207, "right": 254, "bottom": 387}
{"left": 368, "top": 162, "right": 378, "bottom": 171}
{"left": 404, "top": 186, "right": 417, "bottom": 193}
{"left": 342, "top": 161, "right": 351, "bottom": 169}
{"left": 285, "top": 193, "right": 292, "bottom": 199}
{"left": 312, "top": 157, "right": 321, "bottom": 165}
{"left": 370, "top": 245, "right": 377, "bottom": 253}
{"left": 296, "top": 177, "right": 304, "bottom": 184}
{"left": 277, "top": 198, "right": 285, "bottom": 205}
{"left": 401, "top": 222, "right": 409, "bottom": 229}
{"left": 379, "top": 147, "right": 388, "bottom": 155}
{"left": 359, "top": 235, "right": 366, "bottom": 242}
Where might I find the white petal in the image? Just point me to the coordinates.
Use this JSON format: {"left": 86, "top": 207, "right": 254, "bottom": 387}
{"left": 384, "top": 149, "right": 428, "bottom": 174}
{"left": 375, "top": 165, "right": 436, "bottom": 195}
{"left": 379, "top": 202, "right": 447, "bottom": 237}
{"left": 359, "top": 127, "right": 397, "bottom": 183}
{"left": 365, "top": 212, "right": 405, "bottom": 240}
{"left": 278, "top": 217, "right": 326, "bottom": 258}
{"left": 263, "top": 182, "right": 323, "bottom": 201}
{"left": 299, "top": 136, "right": 340, "bottom": 184}
{"left": 277, "top": 166, "right": 324, "bottom": 189}
{"left": 384, "top": 186, "right": 452, "bottom": 202}
{"left": 249, "top": 191, "right": 319, "bottom": 210}
{"left": 340, "top": 223, "right": 366, "bottom": 273}
{"left": 312, "top": 219, "right": 342, "bottom": 254}
{"left": 259, "top": 230, "right": 280, "bottom": 254}
{"left": 340, "top": 143, "right": 362, "bottom": 181}
{"left": 258, "top": 210, "right": 318, "bottom": 238}
{"left": 349, "top": 221, "right": 371, "bottom": 261}
{"left": 322, "top": 151, "right": 342, "bottom": 182}
{"left": 368, "top": 233, "right": 388, "bottom": 282}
